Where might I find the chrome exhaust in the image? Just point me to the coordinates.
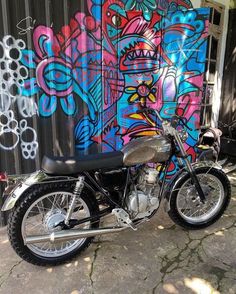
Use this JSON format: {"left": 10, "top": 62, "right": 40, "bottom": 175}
{"left": 24, "top": 227, "right": 126, "bottom": 245}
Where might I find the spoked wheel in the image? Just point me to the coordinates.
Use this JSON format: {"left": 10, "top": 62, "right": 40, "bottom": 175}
{"left": 168, "top": 167, "right": 231, "bottom": 229}
{"left": 8, "top": 183, "right": 99, "bottom": 266}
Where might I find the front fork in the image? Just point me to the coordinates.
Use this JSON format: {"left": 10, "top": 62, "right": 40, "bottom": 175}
{"left": 174, "top": 132, "right": 206, "bottom": 203}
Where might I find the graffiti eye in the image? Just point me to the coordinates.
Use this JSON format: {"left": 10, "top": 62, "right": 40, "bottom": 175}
{"left": 107, "top": 11, "right": 111, "bottom": 17}
{"left": 112, "top": 15, "right": 122, "bottom": 27}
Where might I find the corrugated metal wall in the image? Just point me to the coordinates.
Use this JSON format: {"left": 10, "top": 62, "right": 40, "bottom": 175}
{"left": 0, "top": 0, "right": 209, "bottom": 225}
{"left": 0, "top": 0, "right": 91, "bottom": 176}
{"left": 220, "top": 8, "right": 236, "bottom": 125}
{"left": 0, "top": 0, "right": 89, "bottom": 226}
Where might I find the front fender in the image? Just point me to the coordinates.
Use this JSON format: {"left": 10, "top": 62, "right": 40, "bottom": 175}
{"left": 163, "top": 160, "right": 222, "bottom": 212}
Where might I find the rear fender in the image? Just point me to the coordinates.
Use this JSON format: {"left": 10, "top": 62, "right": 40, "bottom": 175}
{"left": 163, "top": 161, "right": 222, "bottom": 212}
{"left": 1, "top": 170, "right": 95, "bottom": 212}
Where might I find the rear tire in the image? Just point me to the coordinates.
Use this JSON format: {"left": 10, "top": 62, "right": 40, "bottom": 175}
{"left": 168, "top": 167, "right": 231, "bottom": 229}
{"left": 7, "top": 182, "right": 99, "bottom": 266}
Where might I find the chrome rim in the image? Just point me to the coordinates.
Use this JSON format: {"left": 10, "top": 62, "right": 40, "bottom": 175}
{"left": 176, "top": 173, "right": 224, "bottom": 224}
{"left": 21, "top": 192, "right": 90, "bottom": 258}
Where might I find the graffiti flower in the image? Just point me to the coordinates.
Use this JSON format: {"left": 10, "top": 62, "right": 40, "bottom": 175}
{"left": 125, "top": 0, "right": 157, "bottom": 21}
{"left": 20, "top": 26, "right": 76, "bottom": 117}
{"left": 125, "top": 80, "right": 156, "bottom": 106}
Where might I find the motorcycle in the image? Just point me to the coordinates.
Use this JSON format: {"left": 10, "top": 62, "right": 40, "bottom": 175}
{"left": 1, "top": 108, "right": 231, "bottom": 266}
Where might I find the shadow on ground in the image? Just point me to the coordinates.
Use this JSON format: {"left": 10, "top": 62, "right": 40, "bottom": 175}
{"left": 1, "top": 172, "right": 236, "bottom": 294}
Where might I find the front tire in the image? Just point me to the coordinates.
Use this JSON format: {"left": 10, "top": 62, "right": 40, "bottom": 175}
{"left": 7, "top": 182, "right": 99, "bottom": 266}
{"left": 168, "top": 167, "right": 231, "bottom": 229}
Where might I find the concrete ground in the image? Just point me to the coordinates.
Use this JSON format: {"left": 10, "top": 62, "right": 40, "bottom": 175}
{"left": 1, "top": 173, "right": 236, "bottom": 294}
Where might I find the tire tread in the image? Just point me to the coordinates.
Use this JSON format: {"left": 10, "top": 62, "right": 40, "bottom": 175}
{"left": 7, "top": 182, "right": 99, "bottom": 266}
{"left": 168, "top": 167, "right": 231, "bottom": 230}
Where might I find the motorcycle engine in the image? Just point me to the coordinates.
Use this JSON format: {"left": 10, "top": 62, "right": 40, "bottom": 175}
{"left": 126, "top": 167, "right": 161, "bottom": 220}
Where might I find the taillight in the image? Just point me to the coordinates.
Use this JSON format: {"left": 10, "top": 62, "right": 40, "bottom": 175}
{"left": 0, "top": 172, "right": 8, "bottom": 182}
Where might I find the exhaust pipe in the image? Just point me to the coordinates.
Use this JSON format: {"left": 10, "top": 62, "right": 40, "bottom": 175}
{"left": 24, "top": 227, "right": 126, "bottom": 245}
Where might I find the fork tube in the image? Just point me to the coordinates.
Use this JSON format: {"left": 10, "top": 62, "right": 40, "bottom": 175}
{"left": 174, "top": 132, "right": 206, "bottom": 203}
{"left": 159, "top": 161, "right": 169, "bottom": 198}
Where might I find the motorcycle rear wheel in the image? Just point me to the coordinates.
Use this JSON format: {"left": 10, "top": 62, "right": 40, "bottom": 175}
{"left": 7, "top": 182, "right": 99, "bottom": 266}
{"left": 168, "top": 167, "right": 231, "bottom": 229}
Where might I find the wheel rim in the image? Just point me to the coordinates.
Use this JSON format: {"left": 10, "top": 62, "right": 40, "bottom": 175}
{"left": 21, "top": 192, "right": 90, "bottom": 258}
{"left": 176, "top": 173, "right": 224, "bottom": 224}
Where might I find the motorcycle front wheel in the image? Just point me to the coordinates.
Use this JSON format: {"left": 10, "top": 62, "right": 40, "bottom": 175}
{"left": 168, "top": 167, "right": 231, "bottom": 229}
{"left": 7, "top": 182, "right": 99, "bottom": 266}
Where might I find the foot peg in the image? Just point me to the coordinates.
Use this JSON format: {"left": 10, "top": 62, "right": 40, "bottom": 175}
{"left": 112, "top": 208, "right": 137, "bottom": 231}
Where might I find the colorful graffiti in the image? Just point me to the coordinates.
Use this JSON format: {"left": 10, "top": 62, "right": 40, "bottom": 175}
{"left": 0, "top": 0, "right": 209, "bottom": 175}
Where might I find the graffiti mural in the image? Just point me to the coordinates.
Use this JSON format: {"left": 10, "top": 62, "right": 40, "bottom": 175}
{"left": 0, "top": 0, "right": 209, "bottom": 177}
{"left": 115, "top": 5, "right": 209, "bottom": 176}
{"left": 0, "top": 35, "right": 39, "bottom": 159}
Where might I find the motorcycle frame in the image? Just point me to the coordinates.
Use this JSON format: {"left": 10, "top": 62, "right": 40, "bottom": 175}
{"left": 1, "top": 109, "right": 220, "bottom": 215}
{"left": 1, "top": 156, "right": 222, "bottom": 237}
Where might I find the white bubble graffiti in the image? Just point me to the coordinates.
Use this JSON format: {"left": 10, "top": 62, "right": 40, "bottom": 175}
{"left": 0, "top": 35, "right": 39, "bottom": 160}
{"left": 0, "top": 110, "right": 20, "bottom": 150}
{"left": 0, "top": 36, "right": 27, "bottom": 101}
{"left": 17, "top": 96, "right": 38, "bottom": 118}
{"left": 20, "top": 120, "right": 38, "bottom": 160}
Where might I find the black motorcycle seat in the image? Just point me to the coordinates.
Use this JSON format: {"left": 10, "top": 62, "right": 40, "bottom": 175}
{"left": 42, "top": 151, "right": 124, "bottom": 175}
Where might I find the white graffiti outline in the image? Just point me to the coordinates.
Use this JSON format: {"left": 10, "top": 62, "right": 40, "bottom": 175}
{"left": 0, "top": 93, "right": 11, "bottom": 113}
{"left": 0, "top": 35, "right": 39, "bottom": 160}
{"left": 0, "top": 41, "right": 5, "bottom": 61}
{"left": 20, "top": 119, "right": 38, "bottom": 159}
{"left": 16, "top": 16, "right": 36, "bottom": 36}
{"left": 0, "top": 35, "right": 29, "bottom": 107}
{"left": 0, "top": 110, "right": 20, "bottom": 150}
{"left": 17, "top": 96, "right": 38, "bottom": 118}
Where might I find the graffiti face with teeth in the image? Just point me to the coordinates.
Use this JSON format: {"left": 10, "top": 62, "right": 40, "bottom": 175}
{"left": 117, "top": 15, "right": 161, "bottom": 73}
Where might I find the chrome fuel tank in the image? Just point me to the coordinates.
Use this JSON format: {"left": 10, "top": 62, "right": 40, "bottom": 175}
{"left": 121, "top": 135, "right": 172, "bottom": 166}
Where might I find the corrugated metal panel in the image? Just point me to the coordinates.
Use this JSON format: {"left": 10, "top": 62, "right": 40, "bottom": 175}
{"left": 0, "top": 0, "right": 82, "bottom": 175}
{"left": 220, "top": 9, "right": 236, "bottom": 125}
{"left": 0, "top": 0, "right": 209, "bottom": 225}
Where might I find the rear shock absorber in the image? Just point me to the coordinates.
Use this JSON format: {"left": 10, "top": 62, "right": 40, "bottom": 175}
{"left": 64, "top": 176, "right": 85, "bottom": 225}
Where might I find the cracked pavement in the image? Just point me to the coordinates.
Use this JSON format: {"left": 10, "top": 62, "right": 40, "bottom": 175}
{"left": 0, "top": 172, "right": 236, "bottom": 294}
